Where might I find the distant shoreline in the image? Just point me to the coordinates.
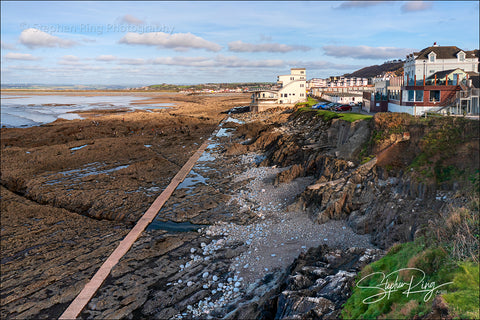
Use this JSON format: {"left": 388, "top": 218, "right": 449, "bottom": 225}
{"left": 1, "top": 89, "right": 179, "bottom": 94}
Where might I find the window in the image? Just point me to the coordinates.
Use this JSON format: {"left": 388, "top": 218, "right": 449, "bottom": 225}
{"left": 415, "top": 90, "right": 423, "bottom": 102}
{"left": 430, "top": 90, "right": 440, "bottom": 102}
{"left": 458, "top": 52, "right": 465, "bottom": 62}
{"left": 290, "top": 77, "right": 294, "bottom": 80}
{"left": 300, "top": 93, "right": 304, "bottom": 97}
{"left": 300, "top": 71, "right": 304, "bottom": 74}
{"left": 300, "top": 84, "right": 304, "bottom": 87}
{"left": 429, "top": 53, "right": 435, "bottom": 62}
{"left": 408, "top": 90, "right": 424, "bottom": 102}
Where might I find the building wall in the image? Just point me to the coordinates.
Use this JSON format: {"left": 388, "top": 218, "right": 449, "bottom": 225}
{"left": 404, "top": 54, "right": 478, "bottom": 83}
{"left": 388, "top": 102, "right": 440, "bottom": 115}
{"left": 401, "top": 85, "right": 459, "bottom": 107}
{"left": 278, "top": 80, "right": 306, "bottom": 104}
{"left": 251, "top": 68, "right": 306, "bottom": 111}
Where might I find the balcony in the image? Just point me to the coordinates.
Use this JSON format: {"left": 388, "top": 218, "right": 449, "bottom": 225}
{"left": 407, "top": 78, "right": 462, "bottom": 86}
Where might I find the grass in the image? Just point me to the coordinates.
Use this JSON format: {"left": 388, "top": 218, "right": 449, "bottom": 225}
{"left": 342, "top": 196, "right": 480, "bottom": 319}
{"left": 297, "top": 107, "right": 373, "bottom": 123}
{"left": 341, "top": 240, "right": 479, "bottom": 319}
{"left": 443, "top": 262, "right": 480, "bottom": 319}
{"left": 296, "top": 96, "right": 319, "bottom": 108}
{"left": 408, "top": 116, "right": 477, "bottom": 184}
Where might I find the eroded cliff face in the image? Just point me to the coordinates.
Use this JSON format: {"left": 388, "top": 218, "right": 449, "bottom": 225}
{"left": 234, "top": 110, "right": 479, "bottom": 250}
{"left": 221, "top": 110, "right": 478, "bottom": 318}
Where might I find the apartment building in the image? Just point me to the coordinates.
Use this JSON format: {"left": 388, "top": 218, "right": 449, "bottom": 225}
{"left": 250, "top": 68, "right": 307, "bottom": 112}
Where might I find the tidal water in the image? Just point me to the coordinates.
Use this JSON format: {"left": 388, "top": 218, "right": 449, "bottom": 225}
{"left": 0, "top": 94, "right": 173, "bottom": 128}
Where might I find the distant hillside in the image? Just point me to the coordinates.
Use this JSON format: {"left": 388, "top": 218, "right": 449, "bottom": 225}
{"left": 344, "top": 61, "right": 404, "bottom": 78}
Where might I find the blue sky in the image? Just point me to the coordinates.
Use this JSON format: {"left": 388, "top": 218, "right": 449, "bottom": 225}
{"left": 1, "top": 1, "right": 479, "bottom": 86}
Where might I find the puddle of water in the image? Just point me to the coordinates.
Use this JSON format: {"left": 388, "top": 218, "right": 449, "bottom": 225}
{"left": 147, "top": 220, "right": 207, "bottom": 232}
{"left": 70, "top": 144, "right": 88, "bottom": 151}
{"left": 207, "top": 142, "right": 220, "bottom": 150}
{"left": 144, "top": 145, "right": 152, "bottom": 148}
{"left": 177, "top": 170, "right": 208, "bottom": 192}
{"left": 216, "top": 128, "right": 232, "bottom": 138}
{"left": 197, "top": 151, "right": 216, "bottom": 162}
{"left": 225, "top": 117, "right": 245, "bottom": 124}
{"left": 45, "top": 163, "right": 130, "bottom": 185}
{"left": 255, "top": 155, "right": 267, "bottom": 165}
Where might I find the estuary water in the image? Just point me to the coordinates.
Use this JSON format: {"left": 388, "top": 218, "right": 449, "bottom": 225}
{"left": 0, "top": 94, "right": 173, "bottom": 128}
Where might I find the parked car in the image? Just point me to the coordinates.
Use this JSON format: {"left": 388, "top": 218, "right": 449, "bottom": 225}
{"left": 335, "top": 104, "right": 352, "bottom": 111}
{"left": 325, "top": 102, "right": 336, "bottom": 109}
{"left": 312, "top": 102, "right": 329, "bottom": 109}
{"left": 312, "top": 103, "right": 325, "bottom": 109}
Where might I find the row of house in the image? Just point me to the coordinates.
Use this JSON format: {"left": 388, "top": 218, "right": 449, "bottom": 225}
{"left": 365, "top": 44, "right": 479, "bottom": 115}
{"left": 250, "top": 44, "right": 479, "bottom": 116}
{"left": 307, "top": 76, "right": 369, "bottom": 89}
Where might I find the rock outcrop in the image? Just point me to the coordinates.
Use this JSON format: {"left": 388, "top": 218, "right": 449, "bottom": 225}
{"left": 226, "top": 245, "right": 383, "bottom": 319}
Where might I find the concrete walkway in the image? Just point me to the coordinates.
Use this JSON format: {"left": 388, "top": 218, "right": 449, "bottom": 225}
{"left": 59, "top": 123, "right": 223, "bottom": 320}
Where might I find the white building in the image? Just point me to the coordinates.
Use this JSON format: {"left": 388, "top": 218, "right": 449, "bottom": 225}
{"left": 251, "top": 68, "right": 307, "bottom": 112}
{"left": 404, "top": 43, "right": 478, "bottom": 85}
{"left": 322, "top": 92, "right": 363, "bottom": 105}
{"left": 387, "top": 44, "right": 479, "bottom": 116}
{"left": 307, "top": 78, "right": 328, "bottom": 89}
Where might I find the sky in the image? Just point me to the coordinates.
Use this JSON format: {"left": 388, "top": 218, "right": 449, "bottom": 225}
{"left": 1, "top": 1, "right": 479, "bottom": 86}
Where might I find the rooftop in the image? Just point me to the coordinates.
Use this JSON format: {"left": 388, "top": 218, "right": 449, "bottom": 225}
{"left": 411, "top": 45, "right": 478, "bottom": 60}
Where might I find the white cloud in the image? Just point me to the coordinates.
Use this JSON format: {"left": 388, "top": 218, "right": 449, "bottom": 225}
{"left": 119, "top": 32, "right": 222, "bottom": 52}
{"left": 228, "top": 40, "right": 311, "bottom": 53}
{"left": 337, "top": 1, "right": 386, "bottom": 9}
{"left": 118, "top": 58, "right": 147, "bottom": 65}
{"left": 19, "top": 28, "right": 76, "bottom": 49}
{"left": 150, "top": 55, "right": 285, "bottom": 68}
{"left": 120, "top": 14, "right": 145, "bottom": 25}
{"left": 323, "top": 45, "right": 413, "bottom": 59}
{"left": 96, "top": 55, "right": 117, "bottom": 61}
{"left": 401, "top": 1, "right": 432, "bottom": 13}
{"left": 289, "top": 60, "right": 360, "bottom": 70}
{"left": 1, "top": 41, "right": 17, "bottom": 50}
{"left": 58, "top": 55, "right": 84, "bottom": 66}
{"left": 152, "top": 56, "right": 214, "bottom": 67}
{"left": 215, "top": 55, "right": 285, "bottom": 68}
{"left": 3, "top": 52, "right": 40, "bottom": 61}
{"left": 61, "top": 55, "right": 80, "bottom": 61}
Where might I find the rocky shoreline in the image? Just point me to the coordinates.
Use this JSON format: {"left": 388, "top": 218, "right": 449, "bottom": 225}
{"left": 75, "top": 110, "right": 379, "bottom": 319}
{"left": 3, "top": 94, "right": 476, "bottom": 319}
